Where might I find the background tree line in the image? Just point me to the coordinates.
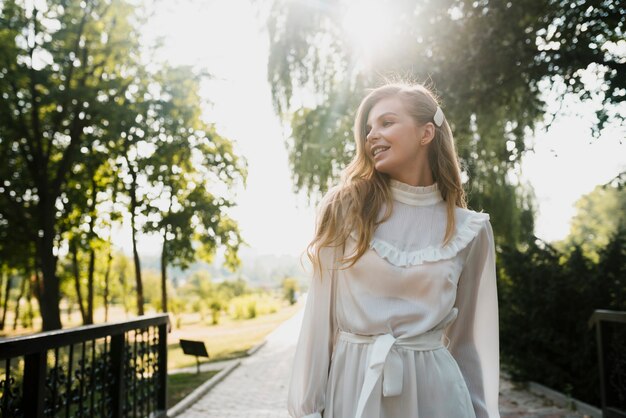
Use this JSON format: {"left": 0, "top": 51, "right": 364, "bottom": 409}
{"left": 0, "top": 0, "right": 247, "bottom": 331}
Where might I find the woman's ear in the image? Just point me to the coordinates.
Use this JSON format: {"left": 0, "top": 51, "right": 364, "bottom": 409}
{"left": 420, "top": 122, "right": 436, "bottom": 145}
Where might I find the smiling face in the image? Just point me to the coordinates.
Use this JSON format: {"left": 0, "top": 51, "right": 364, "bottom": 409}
{"left": 365, "top": 95, "right": 429, "bottom": 182}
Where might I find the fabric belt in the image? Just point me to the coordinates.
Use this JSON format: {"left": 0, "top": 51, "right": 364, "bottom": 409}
{"left": 338, "top": 328, "right": 449, "bottom": 418}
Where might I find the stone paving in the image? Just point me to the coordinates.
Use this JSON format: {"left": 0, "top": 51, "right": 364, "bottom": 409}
{"left": 498, "top": 379, "right": 589, "bottom": 418}
{"left": 178, "top": 301, "right": 590, "bottom": 418}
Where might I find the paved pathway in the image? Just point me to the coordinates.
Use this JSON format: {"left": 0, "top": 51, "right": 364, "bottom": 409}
{"left": 499, "top": 379, "right": 588, "bottom": 418}
{"left": 179, "top": 300, "right": 590, "bottom": 418}
{"left": 177, "top": 305, "right": 299, "bottom": 418}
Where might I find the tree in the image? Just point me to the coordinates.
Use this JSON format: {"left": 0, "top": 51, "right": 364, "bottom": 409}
{"left": 143, "top": 65, "right": 247, "bottom": 312}
{"left": 60, "top": 147, "right": 113, "bottom": 324}
{"left": 0, "top": 0, "right": 144, "bottom": 330}
{"left": 282, "top": 277, "right": 299, "bottom": 305}
{"left": 557, "top": 173, "right": 626, "bottom": 262}
{"left": 114, "top": 69, "right": 151, "bottom": 316}
{"left": 266, "top": 0, "right": 624, "bottom": 246}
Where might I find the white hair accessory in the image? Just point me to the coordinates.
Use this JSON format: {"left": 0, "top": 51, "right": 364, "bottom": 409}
{"left": 433, "top": 106, "right": 444, "bottom": 127}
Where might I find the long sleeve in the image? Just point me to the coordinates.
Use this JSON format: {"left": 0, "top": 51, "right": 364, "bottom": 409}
{"left": 445, "top": 218, "right": 501, "bottom": 418}
{"left": 287, "top": 192, "right": 339, "bottom": 418}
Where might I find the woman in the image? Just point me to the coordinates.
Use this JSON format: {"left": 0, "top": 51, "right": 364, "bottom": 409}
{"left": 287, "top": 82, "right": 500, "bottom": 418}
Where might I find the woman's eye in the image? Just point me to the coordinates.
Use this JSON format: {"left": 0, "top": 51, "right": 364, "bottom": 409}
{"left": 383, "top": 121, "right": 393, "bottom": 127}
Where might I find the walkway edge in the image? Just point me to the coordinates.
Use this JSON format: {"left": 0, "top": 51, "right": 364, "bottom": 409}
{"left": 246, "top": 339, "right": 267, "bottom": 355}
{"left": 502, "top": 370, "right": 601, "bottom": 418}
{"left": 167, "top": 360, "right": 241, "bottom": 418}
{"left": 527, "top": 380, "right": 602, "bottom": 418}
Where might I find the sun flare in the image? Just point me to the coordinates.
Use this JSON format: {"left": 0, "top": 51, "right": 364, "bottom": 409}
{"left": 340, "top": 0, "right": 397, "bottom": 63}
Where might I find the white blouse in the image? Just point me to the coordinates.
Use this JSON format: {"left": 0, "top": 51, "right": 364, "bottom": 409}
{"left": 288, "top": 179, "right": 500, "bottom": 418}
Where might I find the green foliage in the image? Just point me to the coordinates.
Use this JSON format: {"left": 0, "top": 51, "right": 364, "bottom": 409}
{"left": 169, "top": 296, "right": 186, "bottom": 329}
{"left": 142, "top": 270, "right": 175, "bottom": 311}
{"left": 499, "top": 222, "right": 625, "bottom": 406}
{"left": 228, "top": 293, "right": 281, "bottom": 320}
{"left": 109, "top": 251, "right": 135, "bottom": 311}
{"left": 282, "top": 277, "right": 299, "bottom": 305}
{"left": 209, "top": 299, "right": 223, "bottom": 325}
{"left": 171, "top": 271, "right": 282, "bottom": 323}
{"left": 215, "top": 277, "right": 249, "bottom": 300}
{"left": 287, "top": 83, "right": 360, "bottom": 195}
{"left": 247, "top": 299, "right": 257, "bottom": 319}
{"left": 555, "top": 177, "right": 626, "bottom": 262}
{"left": 141, "top": 65, "right": 248, "bottom": 297}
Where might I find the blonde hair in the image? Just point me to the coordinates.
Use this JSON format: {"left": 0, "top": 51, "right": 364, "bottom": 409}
{"left": 306, "top": 81, "right": 468, "bottom": 278}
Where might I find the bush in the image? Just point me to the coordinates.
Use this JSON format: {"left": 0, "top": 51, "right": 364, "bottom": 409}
{"left": 209, "top": 299, "right": 223, "bottom": 325}
{"left": 282, "top": 277, "right": 299, "bottom": 305}
{"left": 498, "top": 223, "right": 625, "bottom": 407}
{"left": 228, "top": 293, "right": 282, "bottom": 320}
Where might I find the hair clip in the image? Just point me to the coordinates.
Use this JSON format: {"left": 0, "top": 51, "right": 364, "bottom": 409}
{"left": 433, "top": 106, "right": 444, "bottom": 127}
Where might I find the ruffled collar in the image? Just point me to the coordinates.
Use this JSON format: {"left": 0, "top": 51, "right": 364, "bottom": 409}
{"left": 389, "top": 178, "right": 443, "bottom": 206}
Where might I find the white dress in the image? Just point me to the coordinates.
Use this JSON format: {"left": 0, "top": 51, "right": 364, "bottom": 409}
{"left": 287, "top": 179, "right": 500, "bottom": 418}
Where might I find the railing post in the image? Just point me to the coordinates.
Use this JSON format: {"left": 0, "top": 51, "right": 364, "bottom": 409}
{"left": 157, "top": 322, "right": 168, "bottom": 415}
{"left": 595, "top": 320, "right": 606, "bottom": 412}
{"left": 589, "top": 309, "right": 626, "bottom": 418}
{"left": 110, "top": 333, "right": 125, "bottom": 418}
{"left": 22, "top": 351, "right": 46, "bottom": 418}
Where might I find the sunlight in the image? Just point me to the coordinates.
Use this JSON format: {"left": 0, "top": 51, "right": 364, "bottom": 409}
{"left": 340, "top": 0, "right": 397, "bottom": 63}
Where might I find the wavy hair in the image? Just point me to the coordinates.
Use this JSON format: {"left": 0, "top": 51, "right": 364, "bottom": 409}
{"left": 306, "top": 81, "right": 468, "bottom": 278}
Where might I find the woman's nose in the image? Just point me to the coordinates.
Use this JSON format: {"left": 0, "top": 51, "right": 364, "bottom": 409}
{"left": 366, "top": 128, "right": 378, "bottom": 142}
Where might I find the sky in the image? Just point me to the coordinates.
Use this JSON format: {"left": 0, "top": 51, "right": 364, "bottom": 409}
{"left": 113, "top": 0, "right": 625, "bottom": 259}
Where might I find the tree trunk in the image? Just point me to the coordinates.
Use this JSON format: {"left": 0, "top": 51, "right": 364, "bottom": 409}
{"left": 160, "top": 196, "right": 174, "bottom": 313}
{"left": 161, "top": 235, "right": 168, "bottom": 312}
{"left": 26, "top": 276, "right": 35, "bottom": 329}
{"left": 66, "top": 293, "right": 73, "bottom": 323}
{"left": 0, "top": 271, "right": 10, "bottom": 330}
{"left": 38, "top": 195, "right": 62, "bottom": 331}
{"left": 129, "top": 176, "right": 144, "bottom": 315}
{"left": 103, "top": 242, "right": 113, "bottom": 323}
{"left": 85, "top": 177, "right": 97, "bottom": 324}
{"left": 13, "top": 274, "right": 27, "bottom": 331}
{"left": 86, "top": 249, "right": 95, "bottom": 324}
{"left": 120, "top": 269, "right": 128, "bottom": 317}
{"left": 32, "top": 266, "right": 41, "bottom": 303}
{"left": 70, "top": 240, "right": 87, "bottom": 324}
{"left": 31, "top": 269, "right": 43, "bottom": 328}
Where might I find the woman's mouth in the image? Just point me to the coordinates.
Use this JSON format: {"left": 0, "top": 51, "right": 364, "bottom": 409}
{"left": 372, "top": 146, "right": 390, "bottom": 158}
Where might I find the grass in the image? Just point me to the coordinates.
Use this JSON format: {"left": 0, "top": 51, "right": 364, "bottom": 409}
{"left": 167, "top": 370, "right": 220, "bottom": 407}
{"left": 167, "top": 300, "right": 302, "bottom": 370}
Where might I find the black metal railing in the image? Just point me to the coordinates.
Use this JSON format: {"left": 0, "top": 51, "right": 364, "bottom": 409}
{"left": 0, "top": 313, "right": 170, "bottom": 418}
{"left": 589, "top": 309, "right": 626, "bottom": 418}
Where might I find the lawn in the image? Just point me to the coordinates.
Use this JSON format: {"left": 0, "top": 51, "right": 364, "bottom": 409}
{"left": 167, "top": 370, "right": 220, "bottom": 407}
{"left": 168, "top": 299, "right": 302, "bottom": 370}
